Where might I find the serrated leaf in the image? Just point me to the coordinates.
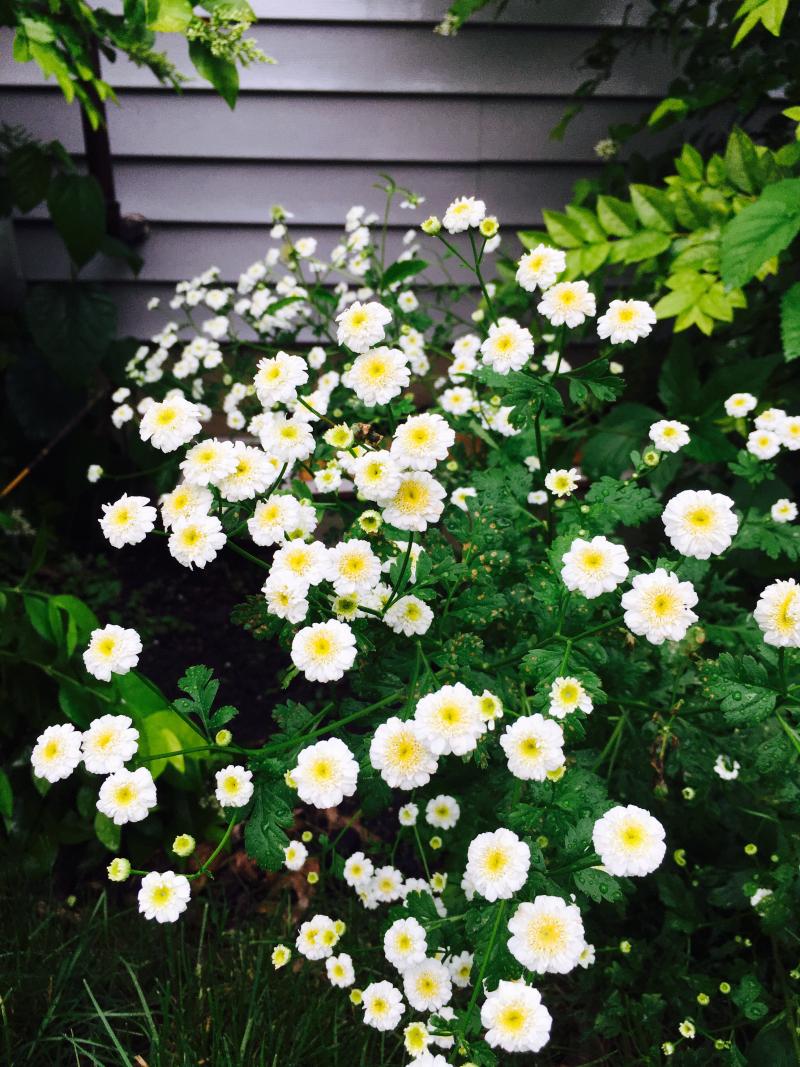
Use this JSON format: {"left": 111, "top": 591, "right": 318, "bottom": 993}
{"left": 585, "top": 477, "right": 662, "bottom": 527}
{"left": 780, "top": 281, "right": 800, "bottom": 361}
{"left": 702, "top": 653, "right": 777, "bottom": 725}
{"left": 629, "top": 184, "right": 675, "bottom": 233}
{"left": 244, "top": 763, "right": 294, "bottom": 870}
{"left": 574, "top": 867, "right": 623, "bottom": 903}
{"left": 720, "top": 180, "right": 800, "bottom": 287}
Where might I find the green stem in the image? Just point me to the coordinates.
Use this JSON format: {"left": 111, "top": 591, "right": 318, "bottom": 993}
{"left": 262, "top": 690, "right": 404, "bottom": 755}
{"left": 296, "top": 396, "right": 336, "bottom": 428}
{"left": 0, "top": 651, "right": 116, "bottom": 703}
{"left": 190, "top": 812, "right": 238, "bottom": 879}
{"left": 778, "top": 648, "right": 787, "bottom": 697}
{"left": 569, "top": 614, "right": 625, "bottom": 642}
{"left": 776, "top": 712, "right": 800, "bottom": 759}
{"left": 412, "top": 823, "right": 432, "bottom": 882}
{"left": 227, "top": 541, "right": 271, "bottom": 572}
{"left": 468, "top": 231, "right": 498, "bottom": 325}
{"left": 465, "top": 898, "right": 507, "bottom": 1026}
{"left": 383, "top": 533, "right": 415, "bottom": 612}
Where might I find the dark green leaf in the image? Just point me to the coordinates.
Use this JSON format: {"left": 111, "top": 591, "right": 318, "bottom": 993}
{"left": 46, "top": 173, "right": 105, "bottom": 266}
{"left": 189, "top": 40, "right": 239, "bottom": 108}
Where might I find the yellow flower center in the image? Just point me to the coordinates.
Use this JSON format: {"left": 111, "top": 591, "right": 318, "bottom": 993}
{"left": 43, "top": 739, "right": 60, "bottom": 760}
{"left": 499, "top": 1006, "right": 526, "bottom": 1033}
{"left": 484, "top": 848, "right": 508, "bottom": 873}
{"left": 114, "top": 785, "right": 134, "bottom": 806}
{"left": 155, "top": 407, "right": 177, "bottom": 425}
{"left": 97, "top": 637, "right": 117, "bottom": 656}
{"left": 686, "top": 507, "right": 712, "bottom": 528}
{"left": 311, "top": 758, "right": 332, "bottom": 781}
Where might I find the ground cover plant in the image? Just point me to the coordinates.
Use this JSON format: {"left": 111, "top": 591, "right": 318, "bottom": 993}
{"left": 13, "top": 154, "right": 800, "bottom": 1066}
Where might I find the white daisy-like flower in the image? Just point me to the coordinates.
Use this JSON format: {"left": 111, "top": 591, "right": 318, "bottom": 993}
{"left": 168, "top": 513, "right": 226, "bottom": 569}
{"left": 291, "top": 620, "right": 357, "bottom": 682}
{"left": 713, "top": 754, "right": 740, "bottom": 780}
{"left": 263, "top": 574, "right": 309, "bottom": 623}
{"left": 31, "top": 723, "right": 83, "bottom": 783}
{"left": 362, "top": 980, "right": 405, "bottom": 1031}
{"left": 260, "top": 414, "right": 315, "bottom": 463}
{"left": 404, "top": 1021, "right": 431, "bottom": 1058}
{"left": 403, "top": 958, "right": 452, "bottom": 1012}
{"left": 352, "top": 452, "right": 402, "bottom": 502}
{"left": 451, "top": 486, "right": 477, "bottom": 512}
{"left": 538, "top": 280, "right": 596, "bottom": 328}
{"left": 771, "top": 499, "right": 797, "bottom": 523}
{"left": 397, "top": 290, "right": 419, "bottom": 312}
{"left": 747, "top": 429, "right": 780, "bottom": 459}
{"left": 755, "top": 407, "right": 786, "bottom": 431}
{"left": 592, "top": 804, "right": 666, "bottom": 876}
{"left": 99, "top": 494, "right": 157, "bottom": 548}
{"left": 480, "top": 979, "right": 552, "bottom": 1053}
{"left": 391, "top": 413, "right": 455, "bottom": 470}
{"left": 780, "top": 415, "right": 800, "bottom": 450}
{"left": 649, "top": 419, "right": 690, "bottom": 453}
{"left": 214, "top": 764, "right": 254, "bottom": 808}
{"left": 500, "top": 715, "right": 565, "bottom": 780}
{"left": 578, "top": 942, "right": 596, "bottom": 968}
{"left": 160, "top": 483, "right": 213, "bottom": 530}
{"left": 414, "top": 683, "right": 484, "bottom": 756}
{"left": 325, "top": 539, "right": 382, "bottom": 596}
{"left": 425, "top": 794, "right": 460, "bottom": 829}
{"left": 293, "top": 737, "right": 359, "bottom": 808}
{"left": 270, "top": 539, "right": 328, "bottom": 593}
{"left": 217, "top": 444, "right": 279, "bottom": 502}
{"left": 248, "top": 495, "right": 314, "bottom": 547}
{"left": 662, "top": 490, "right": 739, "bottom": 559}
{"left": 399, "top": 802, "right": 419, "bottom": 826}
{"left": 336, "top": 300, "right": 392, "bottom": 353}
{"left": 180, "top": 438, "right": 238, "bottom": 487}
{"left": 342, "top": 346, "right": 410, "bottom": 406}
{"left": 384, "top": 595, "right": 433, "bottom": 636}
{"left": 528, "top": 489, "right": 547, "bottom": 506}
{"left": 370, "top": 717, "right": 438, "bottom": 790}
{"left": 440, "top": 386, "right": 474, "bottom": 415}
{"left": 447, "top": 950, "right": 474, "bottom": 988}
{"left": 254, "top": 351, "right": 309, "bottom": 407}
{"left": 754, "top": 578, "right": 800, "bottom": 647}
{"left": 380, "top": 471, "right": 446, "bottom": 532}
{"left": 97, "top": 767, "right": 157, "bottom": 825}
{"left": 545, "top": 467, "right": 580, "bottom": 497}
{"left": 476, "top": 690, "right": 503, "bottom": 731}
{"left": 113, "top": 404, "right": 134, "bottom": 427}
{"left": 326, "top": 952, "right": 355, "bottom": 987}
{"left": 81, "top": 714, "right": 139, "bottom": 774}
{"left": 87, "top": 463, "right": 103, "bottom": 483}
{"left": 372, "top": 865, "right": 405, "bottom": 902}
{"left": 480, "top": 318, "right": 534, "bottom": 375}
{"left": 283, "top": 840, "right": 308, "bottom": 871}
{"left": 597, "top": 299, "right": 655, "bottom": 344}
{"left": 549, "top": 676, "right": 593, "bottom": 719}
{"left": 294, "top": 236, "right": 317, "bottom": 258}
{"left": 343, "top": 851, "right": 374, "bottom": 888}
{"left": 83, "top": 625, "right": 142, "bottom": 682}
{"left": 724, "top": 392, "right": 757, "bottom": 417}
{"left": 139, "top": 395, "right": 201, "bottom": 452}
{"left": 465, "top": 828, "right": 531, "bottom": 901}
{"left": 296, "top": 913, "right": 339, "bottom": 960}
{"left": 442, "top": 196, "right": 485, "bottom": 234}
{"left": 621, "top": 568, "right": 699, "bottom": 644}
{"left": 384, "top": 916, "right": 428, "bottom": 971}
{"left": 507, "top": 895, "right": 585, "bottom": 974}
{"left": 137, "top": 871, "right": 191, "bottom": 923}
{"left": 561, "top": 535, "right": 629, "bottom": 599}
{"left": 516, "top": 245, "right": 566, "bottom": 292}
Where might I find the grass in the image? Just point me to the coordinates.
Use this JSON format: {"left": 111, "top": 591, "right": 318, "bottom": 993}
{"left": 0, "top": 878, "right": 409, "bottom": 1067}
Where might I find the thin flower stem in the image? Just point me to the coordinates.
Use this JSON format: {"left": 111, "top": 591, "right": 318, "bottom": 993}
{"left": 412, "top": 823, "right": 432, "bottom": 882}
{"left": 137, "top": 744, "right": 244, "bottom": 764}
{"left": 262, "top": 690, "right": 405, "bottom": 755}
{"left": 190, "top": 812, "right": 239, "bottom": 879}
{"left": 227, "top": 540, "right": 271, "bottom": 572}
{"left": 468, "top": 231, "right": 498, "bottom": 325}
{"left": 383, "top": 533, "right": 415, "bottom": 612}
{"left": 464, "top": 898, "right": 507, "bottom": 1026}
{"left": 776, "top": 712, "right": 800, "bottom": 759}
{"left": 296, "top": 396, "right": 336, "bottom": 428}
{"left": 569, "top": 614, "right": 625, "bottom": 642}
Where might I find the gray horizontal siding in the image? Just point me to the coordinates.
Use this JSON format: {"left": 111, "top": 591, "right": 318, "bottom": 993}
{"left": 250, "top": 0, "right": 649, "bottom": 25}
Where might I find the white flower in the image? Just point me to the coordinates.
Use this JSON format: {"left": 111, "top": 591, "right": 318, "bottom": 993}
{"left": 168, "top": 513, "right": 226, "bottom": 569}
{"left": 180, "top": 438, "right": 238, "bottom": 486}
{"left": 295, "top": 236, "right": 317, "bottom": 259}
{"left": 372, "top": 865, "right": 405, "bottom": 902}
{"left": 83, "top": 625, "right": 142, "bottom": 682}
{"left": 403, "top": 958, "right": 452, "bottom": 1012}
{"left": 755, "top": 407, "right": 786, "bottom": 431}
{"left": 215, "top": 765, "right": 253, "bottom": 807}
{"left": 112, "top": 403, "right": 134, "bottom": 428}
{"left": 260, "top": 414, "right": 315, "bottom": 463}
{"left": 160, "top": 483, "right": 212, "bottom": 529}
{"left": 139, "top": 395, "right": 201, "bottom": 452}
{"left": 342, "top": 347, "right": 410, "bottom": 406}
{"left": 780, "top": 414, "right": 800, "bottom": 450}
{"left": 293, "top": 737, "right": 359, "bottom": 808}
{"left": 87, "top": 463, "right": 103, "bottom": 483}
{"left": 451, "top": 486, "right": 477, "bottom": 512}
{"left": 31, "top": 723, "right": 82, "bottom": 782}
{"left": 549, "top": 676, "right": 593, "bottom": 719}
{"left": 398, "top": 290, "right": 419, "bottom": 312}
{"left": 500, "top": 715, "right": 564, "bottom": 780}
{"left": 592, "top": 804, "right": 666, "bottom": 876}
{"left": 399, "top": 802, "right": 418, "bottom": 826}
{"left": 414, "top": 683, "right": 484, "bottom": 756}
{"left": 440, "top": 386, "right": 474, "bottom": 415}
{"left": 384, "top": 917, "right": 428, "bottom": 971}
{"left": 100, "top": 494, "right": 157, "bottom": 548}
{"left": 597, "top": 299, "right": 655, "bottom": 344}
{"left": 442, "top": 196, "right": 485, "bottom": 234}
{"left": 662, "top": 490, "right": 739, "bottom": 559}
{"left": 370, "top": 718, "right": 438, "bottom": 789}
{"left": 507, "top": 895, "right": 585, "bottom": 974}
{"left": 82, "top": 714, "right": 139, "bottom": 774}
{"left": 97, "top": 767, "right": 157, "bottom": 825}
{"left": 447, "top": 950, "right": 474, "bottom": 988}
{"left": 465, "top": 828, "right": 530, "bottom": 901}
{"left": 451, "top": 333, "right": 481, "bottom": 358}
{"left": 750, "top": 888, "right": 773, "bottom": 909}
{"left": 283, "top": 840, "right": 308, "bottom": 870}
{"left": 424, "top": 794, "right": 460, "bottom": 829}
{"left": 380, "top": 472, "right": 446, "bottom": 532}
{"left": 578, "top": 942, "right": 596, "bottom": 968}
{"left": 545, "top": 467, "right": 580, "bottom": 497}
{"left": 362, "top": 980, "right": 405, "bottom": 1031}
{"left": 384, "top": 595, "right": 433, "bottom": 636}
{"left": 217, "top": 443, "right": 279, "bottom": 501}
{"left": 480, "top": 318, "right": 534, "bottom": 374}
{"left": 528, "top": 490, "right": 547, "bottom": 505}
{"left": 481, "top": 980, "right": 552, "bottom": 1053}
{"left": 516, "top": 245, "right": 566, "bottom": 292}
{"left": 271, "top": 540, "right": 329, "bottom": 592}
{"left": 561, "top": 535, "right": 629, "bottom": 598}
{"left": 138, "top": 871, "right": 191, "bottom": 923}
{"left": 724, "top": 392, "right": 757, "bottom": 417}
{"left": 296, "top": 914, "right": 339, "bottom": 960}
{"left": 326, "top": 539, "right": 382, "bottom": 595}
{"left": 326, "top": 953, "right": 355, "bottom": 987}
{"left": 353, "top": 452, "right": 402, "bottom": 502}
{"left": 538, "top": 280, "right": 596, "bottom": 328}
{"left": 477, "top": 690, "right": 503, "bottom": 730}
{"left": 713, "top": 754, "right": 740, "bottom": 780}
{"left": 649, "top": 420, "right": 690, "bottom": 453}
{"left": 254, "top": 351, "right": 309, "bottom": 407}
{"left": 621, "top": 568, "right": 699, "bottom": 644}
{"left": 291, "top": 620, "right": 357, "bottom": 682}
{"left": 771, "top": 499, "right": 797, "bottom": 523}
{"left": 336, "top": 301, "right": 392, "bottom": 353}
{"left": 754, "top": 578, "right": 800, "bottom": 647}
{"left": 344, "top": 851, "right": 374, "bottom": 888}
{"left": 391, "top": 413, "right": 455, "bottom": 470}
{"left": 263, "top": 575, "right": 309, "bottom": 623}
{"left": 747, "top": 429, "right": 780, "bottom": 459}
{"left": 249, "top": 494, "right": 315, "bottom": 547}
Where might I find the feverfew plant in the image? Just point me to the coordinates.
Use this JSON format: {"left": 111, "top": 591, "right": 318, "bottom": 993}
{"left": 38, "top": 186, "right": 800, "bottom": 1064}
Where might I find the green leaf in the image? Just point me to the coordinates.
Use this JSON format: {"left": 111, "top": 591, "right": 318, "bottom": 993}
{"left": 581, "top": 403, "right": 660, "bottom": 477}
{"left": 720, "top": 179, "right": 800, "bottom": 287}
{"left": 244, "top": 762, "right": 294, "bottom": 870}
{"left": 674, "top": 143, "right": 705, "bottom": 182}
{"left": 25, "top": 284, "right": 117, "bottom": 386}
{"left": 596, "top": 195, "right": 638, "bottom": 238}
{"left": 564, "top": 205, "right": 606, "bottom": 243}
{"left": 647, "top": 97, "right": 689, "bottom": 127}
{"left": 701, "top": 654, "right": 777, "bottom": 726}
{"left": 724, "top": 127, "right": 762, "bottom": 193}
{"left": 23, "top": 595, "right": 53, "bottom": 642}
{"left": 94, "top": 811, "right": 121, "bottom": 852}
{"left": 737, "top": 516, "right": 800, "bottom": 561}
{"left": 146, "top": 0, "right": 194, "bottom": 31}
{"left": 574, "top": 867, "right": 623, "bottom": 903}
{"left": 542, "top": 209, "right": 585, "bottom": 248}
{"left": 0, "top": 769, "right": 12, "bottom": 818}
{"left": 585, "top": 477, "right": 663, "bottom": 527}
{"left": 6, "top": 142, "right": 53, "bottom": 213}
{"left": 188, "top": 40, "right": 239, "bottom": 108}
{"left": 629, "top": 184, "right": 675, "bottom": 233}
{"left": 607, "top": 230, "right": 670, "bottom": 265}
{"left": 780, "top": 281, "right": 800, "bottom": 361}
{"left": 46, "top": 173, "right": 106, "bottom": 267}
{"left": 382, "top": 258, "right": 428, "bottom": 288}
{"left": 733, "top": 0, "right": 788, "bottom": 45}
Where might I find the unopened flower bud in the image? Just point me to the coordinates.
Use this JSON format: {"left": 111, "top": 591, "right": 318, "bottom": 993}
{"left": 172, "top": 834, "right": 196, "bottom": 857}
{"left": 421, "top": 216, "right": 441, "bottom": 235}
{"left": 108, "top": 857, "right": 131, "bottom": 882}
{"left": 215, "top": 729, "right": 233, "bottom": 747}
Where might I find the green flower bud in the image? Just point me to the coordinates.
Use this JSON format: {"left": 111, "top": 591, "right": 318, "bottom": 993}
{"left": 215, "top": 729, "right": 233, "bottom": 747}
{"left": 108, "top": 857, "right": 131, "bottom": 882}
{"left": 172, "top": 834, "right": 196, "bottom": 857}
{"left": 421, "top": 216, "right": 441, "bottom": 235}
